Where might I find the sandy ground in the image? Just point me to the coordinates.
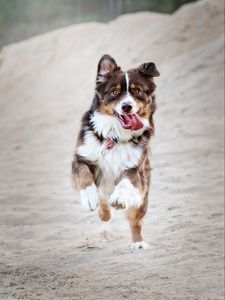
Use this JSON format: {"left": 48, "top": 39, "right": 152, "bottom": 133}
{"left": 0, "top": 0, "right": 224, "bottom": 299}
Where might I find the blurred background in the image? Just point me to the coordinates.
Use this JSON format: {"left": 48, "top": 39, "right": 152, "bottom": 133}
{"left": 0, "top": 0, "right": 197, "bottom": 47}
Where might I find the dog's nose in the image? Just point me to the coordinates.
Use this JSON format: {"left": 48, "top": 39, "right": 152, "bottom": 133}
{"left": 122, "top": 103, "right": 132, "bottom": 113}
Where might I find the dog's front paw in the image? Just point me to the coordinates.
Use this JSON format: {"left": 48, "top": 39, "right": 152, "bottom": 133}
{"left": 109, "top": 178, "right": 142, "bottom": 209}
{"left": 80, "top": 183, "right": 99, "bottom": 211}
{"left": 130, "top": 241, "right": 150, "bottom": 250}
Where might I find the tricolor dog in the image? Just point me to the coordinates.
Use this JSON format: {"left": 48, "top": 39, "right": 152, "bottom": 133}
{"left": 71, "top": 54, "right": 160, "bottom": 249}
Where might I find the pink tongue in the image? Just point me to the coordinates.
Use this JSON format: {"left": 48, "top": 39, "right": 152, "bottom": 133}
{"left": 119, "top": 114, "right": 143, "bottom": 131}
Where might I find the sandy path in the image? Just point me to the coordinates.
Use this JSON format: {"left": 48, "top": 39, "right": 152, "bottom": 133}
{"left": 0, "top": 0, "right": 224, "bottom": 299}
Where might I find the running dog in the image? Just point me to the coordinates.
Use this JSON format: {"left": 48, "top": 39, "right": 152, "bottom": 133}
{"left": 71, "top": 54, "right": 160, "bottom": 249}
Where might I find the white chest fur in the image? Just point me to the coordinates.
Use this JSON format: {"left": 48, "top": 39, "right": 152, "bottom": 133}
{"left": 77, "top": 131, "right": 143, "bottom": 196}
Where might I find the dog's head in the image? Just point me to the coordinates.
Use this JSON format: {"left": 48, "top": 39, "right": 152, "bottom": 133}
{"left": 95, "top": 54, "right": 160, "bottom": 131}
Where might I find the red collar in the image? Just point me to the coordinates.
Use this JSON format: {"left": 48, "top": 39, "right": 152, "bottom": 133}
{"left": 106, "top": 137, "right": 117, "bottom": 150}
{"left": 101, "top": 137, "right": 118, "bottom": 155}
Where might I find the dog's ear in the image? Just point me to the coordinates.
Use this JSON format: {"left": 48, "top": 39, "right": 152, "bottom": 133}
{"left": 138, "top": 62, "right": 160, "bottom": 77}
{"left": 96, "top": 54, "right": 120, "bottom": 83}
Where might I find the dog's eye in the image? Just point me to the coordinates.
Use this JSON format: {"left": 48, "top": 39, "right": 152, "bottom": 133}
{"left": 134, "top": 89, "right": 140, "bottom": 94}
{"left": 112, "top": 90, "right": 119, "bottom": 95}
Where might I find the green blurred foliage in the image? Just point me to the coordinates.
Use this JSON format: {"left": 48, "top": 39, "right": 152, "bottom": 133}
{"left": 0, "top": 0, "right": 197, "bottom": 47}
{"left": 123, "top": 0, "right": 197, "bottom": 13}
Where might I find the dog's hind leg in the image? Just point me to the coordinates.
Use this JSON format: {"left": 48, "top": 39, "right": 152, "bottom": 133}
{"left": 99, "top": 200, "right": 111, "bottom": 222}
{"left": 126, "top": 204, "right": 149, "bottom": 250}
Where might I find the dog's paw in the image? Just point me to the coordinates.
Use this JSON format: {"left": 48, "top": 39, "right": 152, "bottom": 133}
{"left": 80, "top": 184, "right": 99, "bottom": 211}
{"left": 109, "top": 178, "right": 142, "bottom": 209}
{"left": 130, "top": 241, "right": 150, "bottom": 250}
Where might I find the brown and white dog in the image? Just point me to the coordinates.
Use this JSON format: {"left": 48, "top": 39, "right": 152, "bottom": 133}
{"left": 71, "top": 54, "right": 160, "bottom": 249}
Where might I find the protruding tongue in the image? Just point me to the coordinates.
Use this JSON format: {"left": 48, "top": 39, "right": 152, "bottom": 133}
{"left": 118, "top": 114, "right": 143, "bottom": 131}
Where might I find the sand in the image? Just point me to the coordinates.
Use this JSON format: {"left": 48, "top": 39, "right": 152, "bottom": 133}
{"left": 0, "top": 0, "right": 224, "bottom": 299}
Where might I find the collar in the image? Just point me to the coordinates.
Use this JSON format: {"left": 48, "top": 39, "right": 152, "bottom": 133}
{"left": 100, "top": 134, "right": 143, "bottom": 156}
{"left": 101, "top": 137, "right": 119, "bottom": 156}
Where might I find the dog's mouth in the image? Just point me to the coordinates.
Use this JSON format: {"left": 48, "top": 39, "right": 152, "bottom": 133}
{"left": 117, "top": 113, "right": 143, "bottom": 131}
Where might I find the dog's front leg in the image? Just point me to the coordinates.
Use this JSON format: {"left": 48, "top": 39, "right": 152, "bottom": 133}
{"left": 71, "top": 156, "right": 99, "bottom": 211}
{"left": 109, "top": 169, "right": 149, "bottom": 249}
{"left": 109, "top": 168, "right": 142, "bottom": 210}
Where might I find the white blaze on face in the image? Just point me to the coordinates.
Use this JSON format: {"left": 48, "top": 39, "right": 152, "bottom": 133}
{"left": 115, "top": 72, "right": 138, "bottom": 115}
{"left": 125, "top": 72, "right": 129, "bottom": 91}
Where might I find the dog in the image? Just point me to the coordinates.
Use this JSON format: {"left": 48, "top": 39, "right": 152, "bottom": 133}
{"left": 71, "top": 54, "right": 160, "bottom": 249}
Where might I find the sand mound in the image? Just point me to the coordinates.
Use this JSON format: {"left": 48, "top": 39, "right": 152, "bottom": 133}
{"left": 0, "top": 0, "right": 224, "bottom": 299}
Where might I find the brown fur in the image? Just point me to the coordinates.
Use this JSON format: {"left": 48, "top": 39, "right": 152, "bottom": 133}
{"left": 99, "top": 200, "right": 111, "bottom": 222}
